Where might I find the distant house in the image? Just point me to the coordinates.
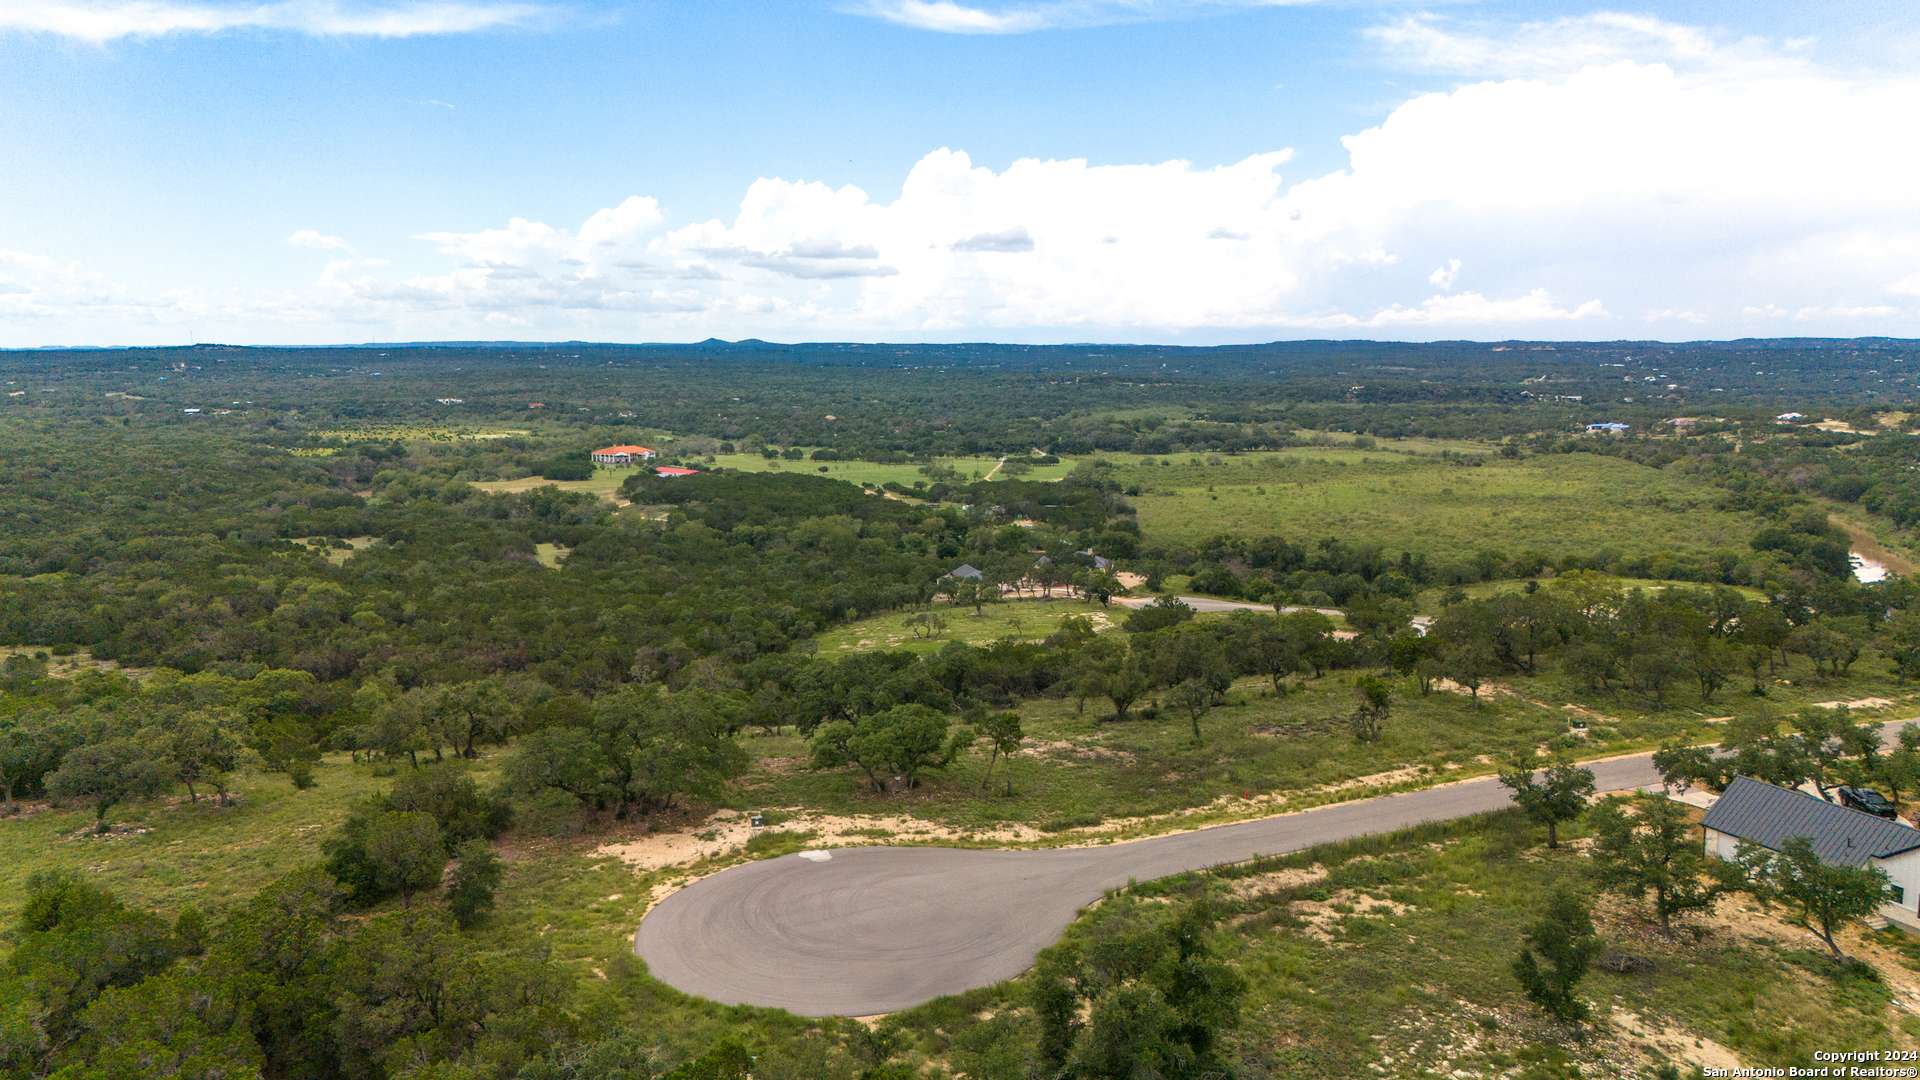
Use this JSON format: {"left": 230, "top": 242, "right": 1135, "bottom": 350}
{"left": 1585, "top": 422, "right": 1630, "bottom": 433}
{"left": 1776, "top": 412, "right": 1806, "bottom": 422}
{"left": 654, "top": 465, "right": 699, "bottom": 478}
{"left": 945, "top": 564, "right": 984, "bottom": 581}
{"left": 1078, "top": 549, "right": 1113, "bottom": 572}
{"left": 591, "top": 444, "right": 657, "bottom": 466}
{"left": 1703, "top": 777, "right": 1920, "bottom": 926}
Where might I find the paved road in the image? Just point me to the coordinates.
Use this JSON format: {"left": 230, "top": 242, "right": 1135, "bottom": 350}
{"left": 637, "top": 756, "right": 1663, "bottom": 1015}
{"left": 1112, "top": 594, "right": 1341, "bottom": 616}
{"left": 636, "top": 722, "right": 1911, "bottom": 1016}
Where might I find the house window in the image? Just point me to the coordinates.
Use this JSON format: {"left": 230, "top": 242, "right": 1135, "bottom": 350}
{"left": 1893, "top": 885, "right": 1907, "bottom": 906}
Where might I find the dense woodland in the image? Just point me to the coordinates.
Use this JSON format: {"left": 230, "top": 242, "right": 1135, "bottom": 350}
{"left": 4, "top": 339, "right": 1920, "bottom": 1077}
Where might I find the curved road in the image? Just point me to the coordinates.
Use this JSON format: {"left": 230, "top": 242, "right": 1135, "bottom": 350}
{"left": 639, "top": 754, "right": 1668, "bottom": 1015}
{"left": 637, "top": 723, "right": 1910, "bottom": 1016}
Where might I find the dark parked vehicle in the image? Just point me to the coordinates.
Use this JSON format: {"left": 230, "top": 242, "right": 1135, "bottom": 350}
{"left": 1837, "top": 786, "right": 1898, "bottom": 819}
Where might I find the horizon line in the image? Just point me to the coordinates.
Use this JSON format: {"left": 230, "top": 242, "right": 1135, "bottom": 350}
{"left": 5, "top": 334, "right": 1918, "bottom": 353}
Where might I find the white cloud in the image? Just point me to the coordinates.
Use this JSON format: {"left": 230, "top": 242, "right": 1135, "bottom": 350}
{"left": 852, "top": 0, "right": 1310, "bottom": 35}
{"left": 12, "top": 11, "right": 1920, "bottom": 344}
{"left": 1356, "top": 290, "right": 1604, "bottom": 328}
{"left": 952, "top": 227, "right": 1035, "bottom": 253}
{"left": 1793, "top": 304, "right": 1900, "bottom": 322}
{"left": 858, "top": 0, "right": 1049, "bottom": 34}
{"left": 0, "top": 1, "right": 541, "bottom": 43}
{"left": 1367, "top": 11, "right": 1806, "bottom": 79}
{"left": 287, "top": 229, "right": 352, "bottom": 252}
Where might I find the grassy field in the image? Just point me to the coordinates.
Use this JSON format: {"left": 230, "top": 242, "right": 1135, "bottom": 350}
{"left": 473, "top": 465, "right": 640, "bottom": 502}
{"left": 811, "top": 599, "right": 1121, "bottom": 655}
{"left": 705, "top": 452, "right": 1079, "bottom": 486}
{"left": 0, "top": 754, "right": 407, "bottom": 925}
{"left": 470, "top": 453, "right": 1086, "bottom": 504}
{"left": 1115, "top": 448, "right": 1768, "bottom": 562}
{"left": 535, "top": 541, "right": 570, "bottom": 568}
{"left": 291, "top": 534, "right": 377, "bottom": 565}
{"left": 1412, "top": 574, "right": 1769, "bottom": 614}
{"left": 726, "top": 647, "right": 1919, "bottom": 836}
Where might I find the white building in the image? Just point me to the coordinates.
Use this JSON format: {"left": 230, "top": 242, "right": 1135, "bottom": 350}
{"left": 1702, "top": 777, "right": 1920, "bottom": 928}
{"left": 591, "top": 444, "right": 656, "bottom": 466}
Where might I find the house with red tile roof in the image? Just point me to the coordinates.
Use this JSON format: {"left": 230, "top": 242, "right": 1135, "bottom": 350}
{"left": 591, "top": 445, "right": 656, "bottom": 466}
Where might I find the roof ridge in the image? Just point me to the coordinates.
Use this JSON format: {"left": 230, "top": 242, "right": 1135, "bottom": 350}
{"left": 1709, "top": 776, "right": 1920, "bottom": 863}
{"left": 1729, "top": 775, "right": 1907, "bottom": 826}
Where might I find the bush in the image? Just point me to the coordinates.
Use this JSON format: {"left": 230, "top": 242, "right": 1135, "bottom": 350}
{"left": 387, "top": 764, "right": 511, "bottom": 849}
{"left": 325, "top": 804, "right": 448, "bottom": 906}
{"left": 448, "top": 839, "right": 502, "bottom": 928}
{"left": 1187, "top": 566, "right": 1242, "bottom": 598}
{"left": 1123, "top": 596, "right": 1195, "bottom": 633}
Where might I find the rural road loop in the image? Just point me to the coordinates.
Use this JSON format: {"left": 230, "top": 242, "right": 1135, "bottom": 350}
{"left": 635, "top": 721, "right": 1911, "bottom": 1017}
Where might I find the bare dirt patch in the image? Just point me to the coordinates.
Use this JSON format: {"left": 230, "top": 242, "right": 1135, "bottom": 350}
{"left": 1431, "top": 677, "right": 1513, "bottom": 699}
{"left": 1317, "top": 764, "right": 1430, "bottom": 796}
{"left": 1292, "top": 889, "right": 1412, "bottom": 941}
{"left": 1226, "top": 864, "right": 1326, "bottom": 901}
{"left": 1608, "top": 1007, "right": 1744, "bottom": 1073}
{"left": 597, "top": 808, "right": 1051, "bottom": 874}
{"left": 1026, "top": 738, "right": 1136, "bottom": 764}
{"left": 1561, "top": 702, "right": 1620, "bottom": 728}
{"left": 1814, "top": 695, "right": 1898, "bottom": 710}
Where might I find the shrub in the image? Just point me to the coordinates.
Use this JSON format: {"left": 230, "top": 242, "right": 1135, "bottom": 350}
{"left": 448, "top": 839, "right": 502, "bottom": 928}
{"left": 387, "top": 764, "right": 511, "bottom": 849}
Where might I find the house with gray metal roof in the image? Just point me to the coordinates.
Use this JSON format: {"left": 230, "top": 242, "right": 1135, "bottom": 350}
{"left": 945, "top": 564, "right": 984, "bottom": 581}
{"left": 1703, "top": 776, "right": 1920, "bottom": 926}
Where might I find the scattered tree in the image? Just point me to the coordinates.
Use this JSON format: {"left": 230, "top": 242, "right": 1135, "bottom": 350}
{"left": 1512, "top": 888, "right": 1601, "bottom": 1022}
{"left": 448, "top": 839, "right": 502, "bottom": 928}
{"left": 976, "top": 711, "right": 1023, "bottom": 795}
{"left": 1736, "top": 835, "right": 1891, "bottom": 960}
{"left": 1168, "top": 679, "right": 1213, "bottom": 745}
{"left": 1590, "top": 792, "right": 1729, "bottom": 932}
{"left": 1347, "top": 675, "right": 1392, "bottom": 743}
{"left": 46, "top": 739, "right": 174, "bottom": 832}
{"left": 810, "top": 704, "right": 974, "bottom": 793}
{"left": 1498, "top": 755, "right": 1595, "bottom": 848}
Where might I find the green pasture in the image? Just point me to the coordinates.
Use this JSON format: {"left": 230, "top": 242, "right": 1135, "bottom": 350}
{"left": 810, "top": 599, "right": 1120, "bottom": 655}
{"left": 1116, "top": 449, "right": 1768, "bottom": 561}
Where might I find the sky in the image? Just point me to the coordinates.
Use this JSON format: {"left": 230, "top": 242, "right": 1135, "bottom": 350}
{"left": 2, "top": 0, "right": 1919, "bottom": 346}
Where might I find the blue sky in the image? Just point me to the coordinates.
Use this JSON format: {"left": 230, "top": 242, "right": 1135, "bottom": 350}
{"left": 2, "top": 0, "right": 1919, "bottom": 345}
